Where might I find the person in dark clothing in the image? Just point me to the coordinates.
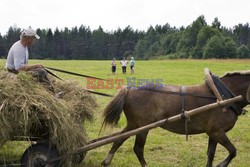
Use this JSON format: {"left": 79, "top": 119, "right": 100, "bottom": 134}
{"left": 111, "top": 58, "right": 116, "bottom": 75}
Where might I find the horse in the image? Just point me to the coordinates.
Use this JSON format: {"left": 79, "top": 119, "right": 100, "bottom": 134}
{"left": 101, "top": 71, "right": 250, "bottom": 167}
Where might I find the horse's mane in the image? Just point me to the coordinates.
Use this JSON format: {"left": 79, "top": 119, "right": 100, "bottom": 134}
{"left": 222, "top": 70, "right": 250, "bottom": 78}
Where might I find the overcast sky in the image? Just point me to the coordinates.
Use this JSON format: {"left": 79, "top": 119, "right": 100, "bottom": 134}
{"left": 0, "top": 0, "right": 249, "bottom": 35}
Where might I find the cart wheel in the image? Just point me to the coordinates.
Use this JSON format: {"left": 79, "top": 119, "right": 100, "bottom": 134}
{"left": 72, "top": 152, "right": 87, "bottom": 164}
{"left": 21, "top": 143, "right": 60, "bottom": 167}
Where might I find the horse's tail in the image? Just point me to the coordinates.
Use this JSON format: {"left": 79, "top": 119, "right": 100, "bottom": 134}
{"left": 102, "top": 88, "right": 128, "bottom": 128}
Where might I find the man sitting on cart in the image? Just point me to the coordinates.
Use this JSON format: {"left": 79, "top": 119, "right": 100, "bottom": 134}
{"left": 5, "top": 27, "right": 54, "bottom": 91}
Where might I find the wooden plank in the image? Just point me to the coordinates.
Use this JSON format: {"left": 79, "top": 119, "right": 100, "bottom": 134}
{"left": 205, "top": 68, "right": 223, "bottom": 101}
{"left": 87, "top": 131, "right": 122, "bottom": 144}
{"left": 48, "top": 95, "right": 243, "bottom": 164}
{"left": 204, "top": 68, "right": 227, "bottom": 112}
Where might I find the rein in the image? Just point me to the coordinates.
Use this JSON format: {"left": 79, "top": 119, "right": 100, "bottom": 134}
{"left": 44, "top": 67, "right": 113, "bottom": 97}
{"left": 45, "top": 66, "right": 106, "bottom": 80}
{"left": 44, "top": 67, "right": 217, "bottom": 99}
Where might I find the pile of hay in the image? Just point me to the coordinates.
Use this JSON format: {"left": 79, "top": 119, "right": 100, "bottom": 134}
{"left": 0, "top": 70, "right": 97, "bottom": 164}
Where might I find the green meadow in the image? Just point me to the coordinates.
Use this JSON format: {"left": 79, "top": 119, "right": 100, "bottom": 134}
{"left": 0, "top": 59, "right": 250, "bottom": 167}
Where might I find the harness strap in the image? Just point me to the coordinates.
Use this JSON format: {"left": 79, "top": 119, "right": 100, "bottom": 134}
{"left": 180, "top": 86, "right": 190, "bottom": 141}
{"left": 136, "top": 87, "right": 217, "bottom": 99}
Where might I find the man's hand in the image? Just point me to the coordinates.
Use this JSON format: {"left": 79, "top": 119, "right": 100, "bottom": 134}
{"left": 34, "top": 64, "right": 44, "bottom": 69}
{"left": 18, "top": 64, "right": 44, "bottom": 72}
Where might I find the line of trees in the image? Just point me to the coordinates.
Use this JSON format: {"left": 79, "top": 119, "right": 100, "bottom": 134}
{"left": 0, "top": 16, "right": 250, "bottom": 60}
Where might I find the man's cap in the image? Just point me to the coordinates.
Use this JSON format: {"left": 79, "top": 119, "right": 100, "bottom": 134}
{"left": 21, "top": 26, "right": 40, "bottom": 39}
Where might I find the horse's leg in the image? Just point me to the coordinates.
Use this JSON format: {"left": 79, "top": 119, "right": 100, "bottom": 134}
{"left": 133, "top": 131, "right": 149, "bottom": 167}
{"left": 206, "top": 137, "right": 218, "bottom": 167}
{"left": 101, "top": 127, "right": 131, "bottom": 167}
{"left": 211, "top": 132, "right": 236, "bottom": 167}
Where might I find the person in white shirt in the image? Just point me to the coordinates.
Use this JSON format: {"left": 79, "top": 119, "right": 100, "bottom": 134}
{"left": 6, "top": 27, "right": 54, "bottom": 92}
{"left": 130, "top": 57, "right": 135, "bottom": 74}
{"left": 6, "top": 27, "right": 43, "bottom": 73}
{"left": 120, "top": 58, "right": 128, "bottom": 74}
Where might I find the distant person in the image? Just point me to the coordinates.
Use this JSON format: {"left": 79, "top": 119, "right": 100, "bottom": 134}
{"left": 120, "top": 58, "right": 128, "bottom": 74}
{"left": 111, "top": 58, "right": 116, "bottom": 75}
{"left": 130, "top": 57, "right": 135, "bottom": 74}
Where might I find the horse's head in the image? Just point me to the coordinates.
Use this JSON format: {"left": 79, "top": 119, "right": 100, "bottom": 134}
{"left": 221, "top": 70, "right": 250, "bottom": 107}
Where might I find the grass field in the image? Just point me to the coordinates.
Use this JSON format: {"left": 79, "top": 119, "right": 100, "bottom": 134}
{"left": 0, "top": 59, "right": 250, "bottom": 167}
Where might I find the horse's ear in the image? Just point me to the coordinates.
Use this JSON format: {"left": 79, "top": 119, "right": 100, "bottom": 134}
{"left": 247, "top": 85, "right": 250, "bottom": 103}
